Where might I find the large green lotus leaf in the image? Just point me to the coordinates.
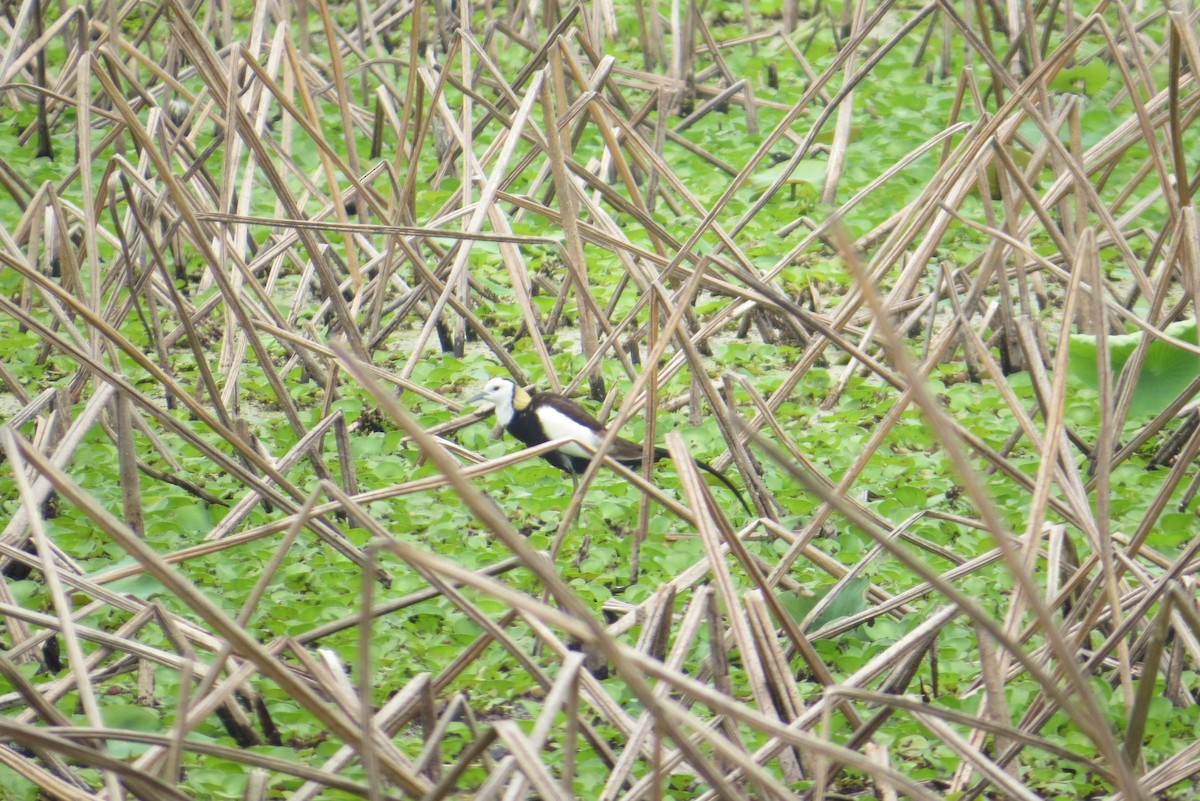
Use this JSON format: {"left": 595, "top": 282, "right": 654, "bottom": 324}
{"left": 778, "top": 577, "right": 870, "bottom": 633}
{"left": 749, "top": 159, "right": 828, "bottom": 192}
{"left": 1050, "top": 60, "right": 1109, "bottom": 96}
{"left": 100, "top": 704, "right": 161, "bottom": 757}
{"left": 1068, "top": 319, "right": 1200, "bottom": 418}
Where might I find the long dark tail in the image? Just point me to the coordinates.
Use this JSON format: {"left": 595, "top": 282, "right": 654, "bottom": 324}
{"left": 651, "top": 447, "right": 753, "bottom": 515}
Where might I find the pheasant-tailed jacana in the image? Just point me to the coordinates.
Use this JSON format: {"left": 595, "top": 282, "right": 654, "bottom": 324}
{"left": 468, "top": 377, "right": 750, "bottom": 513}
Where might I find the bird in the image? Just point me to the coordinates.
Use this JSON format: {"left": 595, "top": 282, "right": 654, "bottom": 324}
{"left": 468, "top": 377, "right": 751, "bottom": 513}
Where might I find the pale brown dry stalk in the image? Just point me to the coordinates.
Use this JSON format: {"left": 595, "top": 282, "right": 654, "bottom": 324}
{"left": 1, "top": 0, "right": 1198, "bottom": 798}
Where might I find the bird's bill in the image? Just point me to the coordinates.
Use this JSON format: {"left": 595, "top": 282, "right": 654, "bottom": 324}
{"left": 466, "top": 391, "right": 489, "bottom": 404}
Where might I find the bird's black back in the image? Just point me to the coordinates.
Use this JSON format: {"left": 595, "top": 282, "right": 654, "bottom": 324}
{"left": 505, "top": 392, "right": 594, "bottom": 473}
{"left": 503, "top": 390, "right": 751, "bottom": 513}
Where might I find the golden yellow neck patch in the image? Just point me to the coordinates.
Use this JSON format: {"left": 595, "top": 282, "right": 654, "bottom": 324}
{"left": 513, "top": 387, "right": 533, "bottom": 410}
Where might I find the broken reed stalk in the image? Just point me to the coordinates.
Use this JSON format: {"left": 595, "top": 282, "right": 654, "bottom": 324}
{"left": 0, "top": 0, "right": 1196, "bottom": 797}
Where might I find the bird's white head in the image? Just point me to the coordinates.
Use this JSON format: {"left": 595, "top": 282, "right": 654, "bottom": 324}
{"left": 468, "top": 377, "right": 520, "bottom": 425}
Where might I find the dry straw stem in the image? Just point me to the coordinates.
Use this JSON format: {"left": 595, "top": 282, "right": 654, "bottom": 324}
{"left": 1, "top": 0, "right": 1199, "bottom": 797}
{"left": 335, "top": 343, "right": 952, "bottom": 801}
{"left": 8, "top": 434, "right": 434, "bottom": 796}
{"left": 830, "top": 221, "right": 1142, "bottom": 799}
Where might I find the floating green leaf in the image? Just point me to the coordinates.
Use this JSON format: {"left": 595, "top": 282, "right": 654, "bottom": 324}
{"left": 1051, "top": 60, "right": 1109, "bottom": 95}
{"left": 1068, "top": 319, "right": 1200, "bottom": 418}
{"left": 100, "top": 704, "right": 161, "bottom": 757}
{"left": 96, "top": 561, "right": 168, "bottom": 599}
{"left": 779, "top": 577, "right": 871, "bottom": 633}
{"left": 748, "top": 158, "right": 827, "bottom": 194}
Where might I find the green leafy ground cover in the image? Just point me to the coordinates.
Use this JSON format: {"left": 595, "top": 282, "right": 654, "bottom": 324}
{"left": 1, "top": 0, "right": 1198, "bottom": 799}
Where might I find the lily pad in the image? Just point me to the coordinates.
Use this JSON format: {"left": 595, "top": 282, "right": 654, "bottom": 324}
{"left": 1067, "top": 319, "right": 1200, "bottom": 418}
{"left": 779, "top": 577, "right": 871, "bottom": 633}
{"left": 1051, "top": 60, "right": 1109, "bottom": 96}
{"left": 749, "top": 159, "right": 827, "bottom": 194}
